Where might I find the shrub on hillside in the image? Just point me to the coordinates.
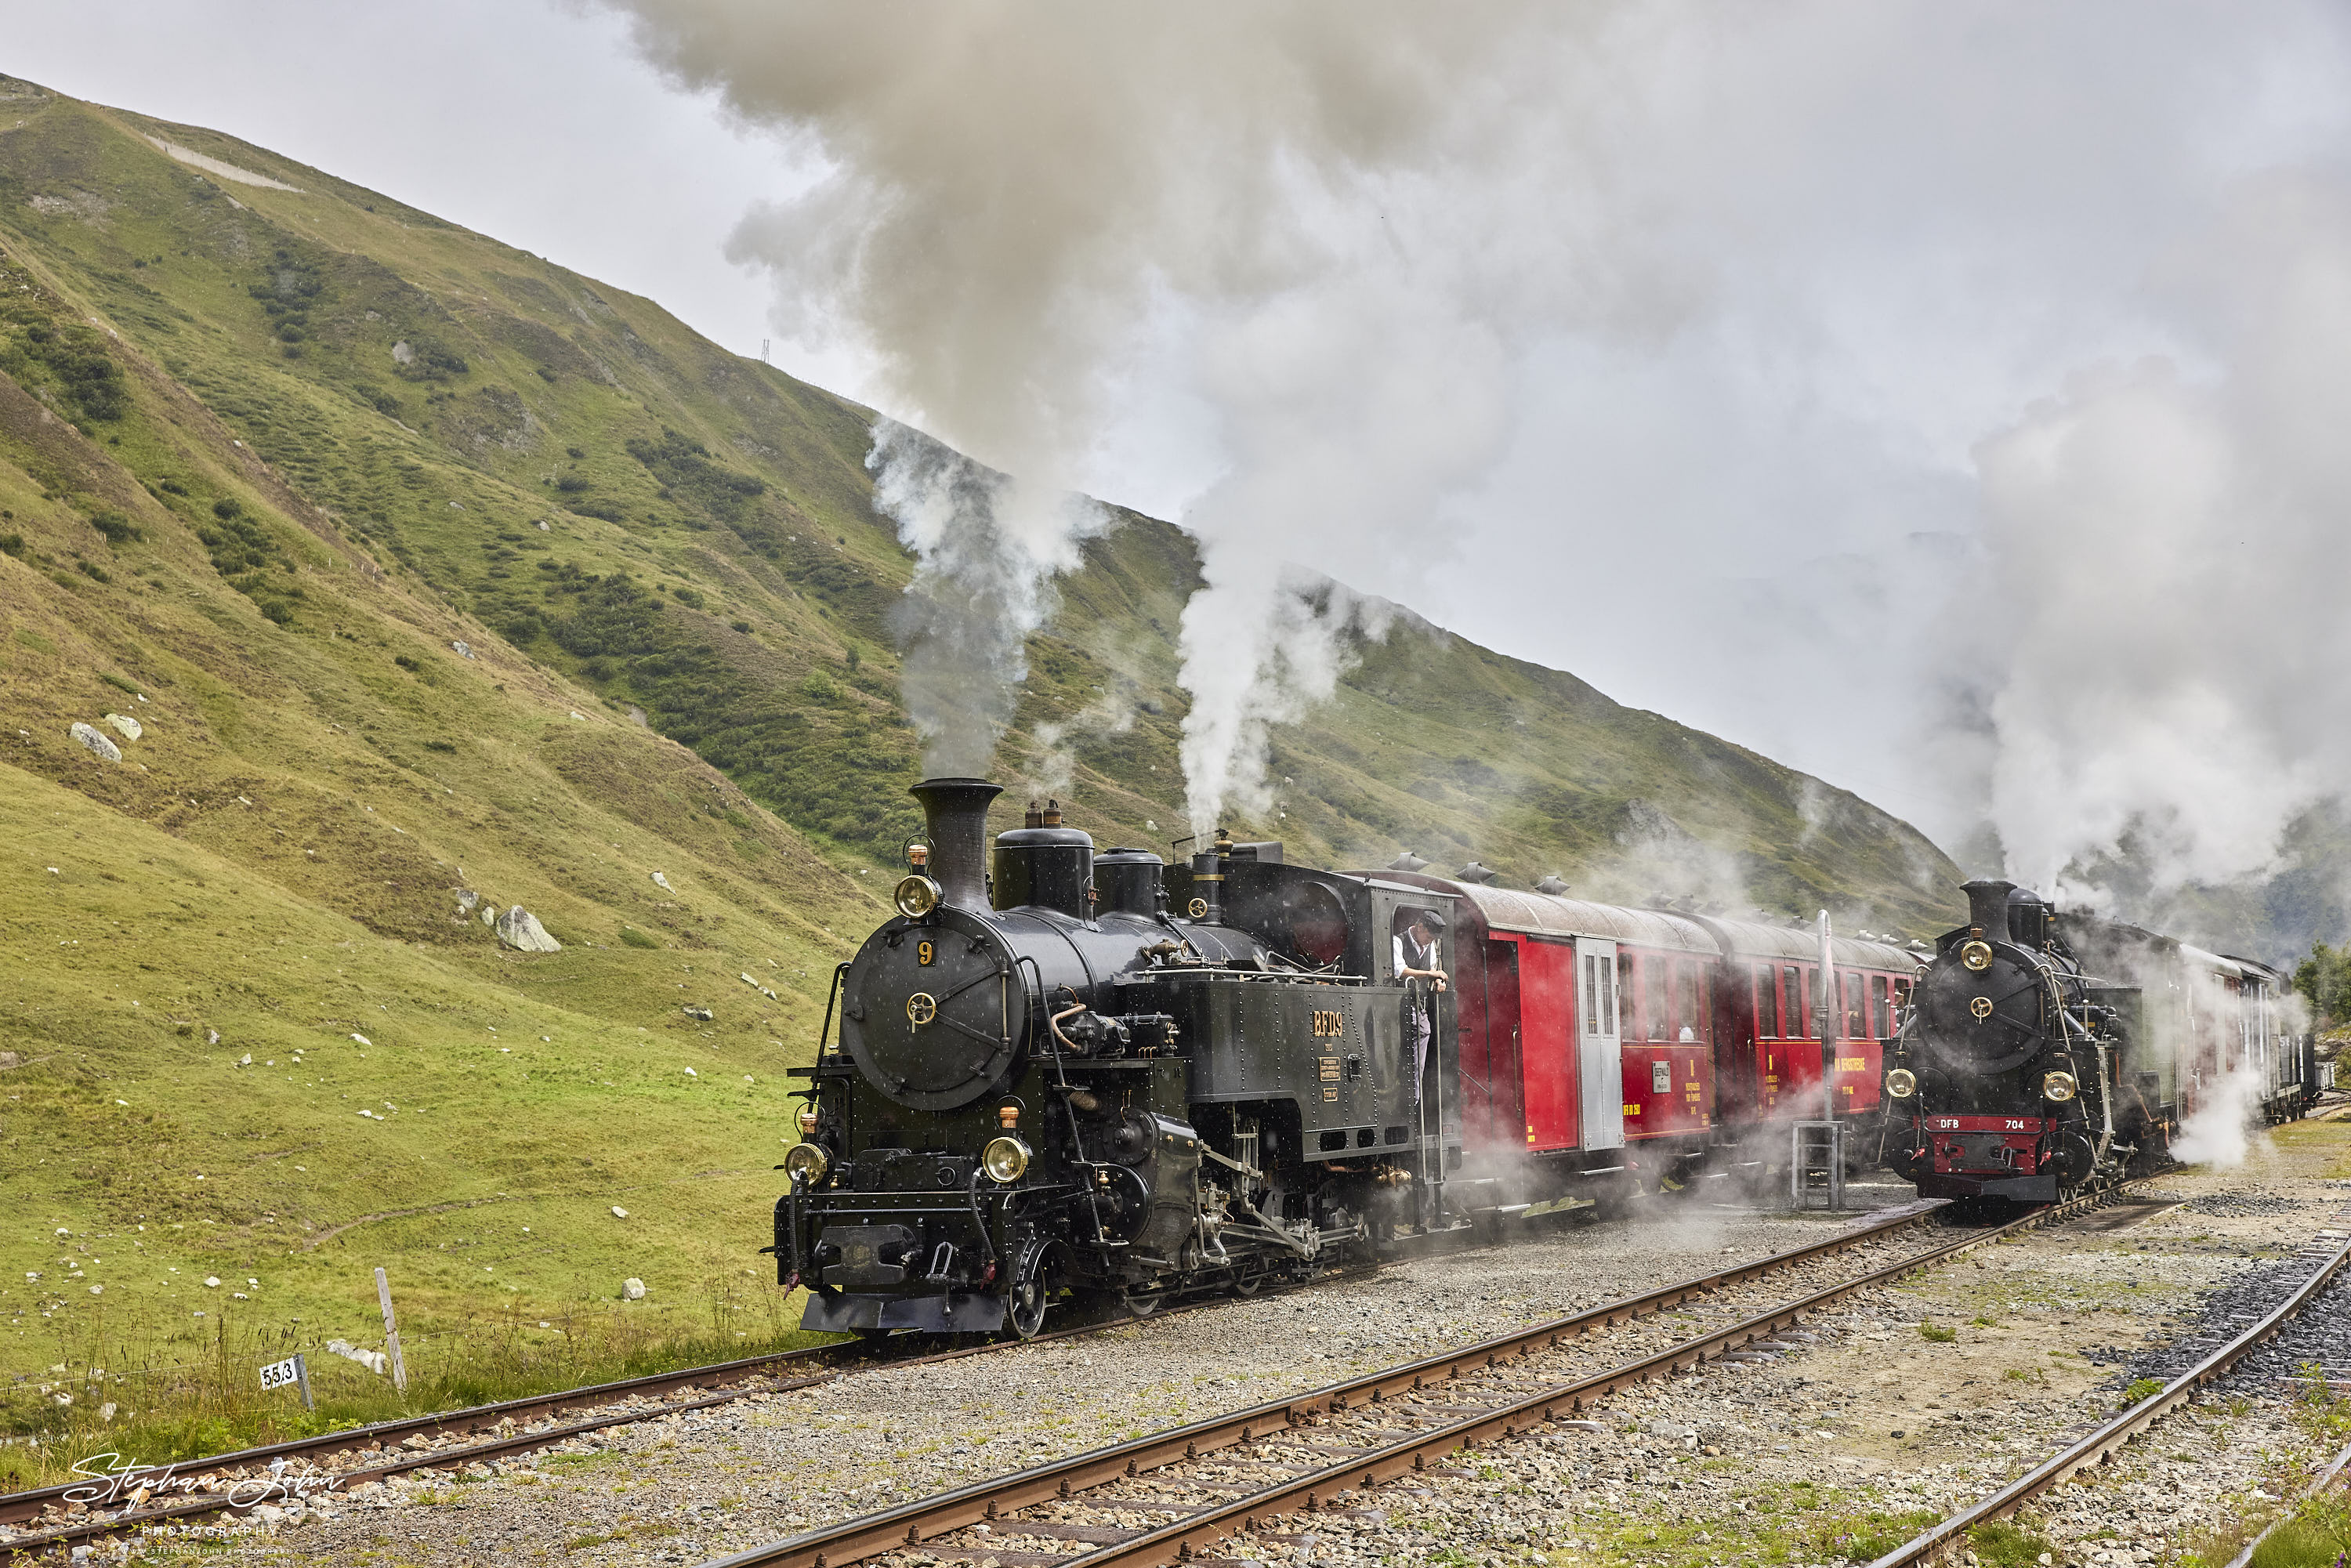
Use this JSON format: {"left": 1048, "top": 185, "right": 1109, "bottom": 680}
{"left": 90, "top": 510, "right": 139, "bottom": 546}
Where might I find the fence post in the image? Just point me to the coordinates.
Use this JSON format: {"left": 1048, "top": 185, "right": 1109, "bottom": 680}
{"left": 294, "top": 1350, "right": 315, "bottom": 1412}
{"left": 375, "top": 1267, "right": 408, "bottom": 1393}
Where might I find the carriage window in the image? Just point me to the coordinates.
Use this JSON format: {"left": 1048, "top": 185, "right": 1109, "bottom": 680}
{"left": 1600, "top": 954, "right": 1617, "bottom": 1034}
{"left": 1784, "top": 965, "right": 1805, "bottom": 1037}
{"left": 1758, "top": 963, "right": 1780, "bottom": 1037}
{"left": 1843, "top": 972, "right": 1865, "bottom": 1037}
{"left": 1674, "top": 962, "right": 1701, "bottom": 1042}
{"left": 1870, "top": 975, "right": 1891, "bottom": 1038}
{"left": 1581, "top": 954, "right": 1596, "bottom": 1035}
{"left": 1648, "top": 958, "right": 1669, "bottom": 1041}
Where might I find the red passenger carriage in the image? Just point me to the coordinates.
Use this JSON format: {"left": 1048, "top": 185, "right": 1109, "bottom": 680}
{"left": 1371, "top": 869, "right": 1920, "bottom": 1200}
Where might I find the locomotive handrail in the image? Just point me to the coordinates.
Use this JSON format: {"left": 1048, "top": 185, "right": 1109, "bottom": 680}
{"left": 816, "top": 961, "right": 850, "bottom": 1057}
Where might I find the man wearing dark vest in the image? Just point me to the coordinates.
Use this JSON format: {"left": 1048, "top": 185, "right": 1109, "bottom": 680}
{"left": 1393, "top": 909, "right": 1448, "bottom": 1133}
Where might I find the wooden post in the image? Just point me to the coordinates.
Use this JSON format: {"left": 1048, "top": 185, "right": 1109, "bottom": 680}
{"left": 375, "top": 1267, "right": 408, "bottom": 1393}
{"left": 294, "top": 1351, "right": 314, "bottom": 1412}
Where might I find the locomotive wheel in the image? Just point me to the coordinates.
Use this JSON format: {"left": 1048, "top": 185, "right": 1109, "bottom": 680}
{"left": 1007, "top": 1272, "right": 1049, "bottom": 1339}
{"left": 1005, "top": 1239, "right": 1061, "bottom": 1341}
{"left": 1230, "top": 1269, "right": 1265, "bottom": 1298}
{"left": 1121, "top": 1286, "right": 1165, "bottom": 1319}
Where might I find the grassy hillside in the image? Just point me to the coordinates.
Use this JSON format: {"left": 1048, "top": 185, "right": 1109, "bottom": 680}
{"left": 0, "top": 74, "right": 1962, "bottom": 1459}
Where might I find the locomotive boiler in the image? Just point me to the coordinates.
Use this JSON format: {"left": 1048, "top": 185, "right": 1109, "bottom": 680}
{"left": 775, "top": 778, "right": 1458, "bottom": 1338}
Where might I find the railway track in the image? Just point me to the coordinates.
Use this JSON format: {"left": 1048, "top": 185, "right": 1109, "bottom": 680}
{"left": 701, "top": 1186, "right": 2133, "bottom": 1568}
{"left": 0, "top": 1252, "right": 1396, "bottom": 1559}
{"left": 0, "top": 1189, "right": 1717, "bottom": 1557}
{"left": 1864, "top": 1222, "right": 2351, "bottom": 1568}
{"left": 0, "top": 1195, "right": 1939, "bottom": 1560}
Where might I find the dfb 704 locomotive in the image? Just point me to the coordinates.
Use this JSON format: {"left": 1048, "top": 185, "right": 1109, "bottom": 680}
{"left": 1883, "top": 878, "right": 2313, "bottom": 1202}
{"left": 775, "top": 779, "right": 1458, "bottom": 1338}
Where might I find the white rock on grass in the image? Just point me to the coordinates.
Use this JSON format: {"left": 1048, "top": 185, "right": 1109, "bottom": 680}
{"left": 455, "top": 889, "right": 480, "bottom": 915}
{"left": 102, "top": 712, "right": 142, "bottom": 741}
{"left": 651, "top": 871, "right": 673, "bottom": 891}
{"left": 325, "top": 1338, "right": 388, "bottom": 1375}
{"left": 451, "top": 639, "right": 473, "bottom": 658}
{"left": 68, "top": 722, "right": 121, "bottom": 762}
{"left": 610, "top": 1206, "right": 628, "bottom": 1219}
{"left": 495, "top": 905, "right": 562, "bottom": 953}
{"left": 623, "top": 1278, "right": 647, "bottom": 1301}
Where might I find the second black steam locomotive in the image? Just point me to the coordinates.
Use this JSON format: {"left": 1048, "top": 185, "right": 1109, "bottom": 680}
{"left": 1884, "top": 878, "right": 2313, "bottom": 1202}
{"left": 775, "top": 778, "right": 1458, "bottom": 1338}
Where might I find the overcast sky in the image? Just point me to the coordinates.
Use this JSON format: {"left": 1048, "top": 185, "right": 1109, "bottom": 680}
{"left": 13, "top": 2, "right": 2351, "bottom": 904}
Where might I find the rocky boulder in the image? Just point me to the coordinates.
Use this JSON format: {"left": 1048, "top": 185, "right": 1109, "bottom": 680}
{"left": 67, "top": 722, "right": 121, "bottom": 762}
{"left": 494, "top": 905, "right": 562, "bottom": 952}
{"left": 102, "top": 712, "right": 142, "bottom": 741}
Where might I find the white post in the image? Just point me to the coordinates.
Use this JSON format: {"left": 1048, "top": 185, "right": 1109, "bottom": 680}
{"left": 375, "top": 1267, "right": 408, "bottom": 1393}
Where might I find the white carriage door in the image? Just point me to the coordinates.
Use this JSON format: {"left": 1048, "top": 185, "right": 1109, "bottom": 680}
{"left": 1578, "top": 939, "right": 1625, "bottom": 1151}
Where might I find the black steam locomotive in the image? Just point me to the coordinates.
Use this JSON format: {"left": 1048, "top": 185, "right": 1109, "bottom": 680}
{"left": 774, "top": 778, "right": 1458, "bottom": 1338}
{"left": 1884, "top": 878, "right": 2309, "bottom": 1203}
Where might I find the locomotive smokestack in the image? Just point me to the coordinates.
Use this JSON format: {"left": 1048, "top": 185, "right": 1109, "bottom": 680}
{"left": 1962, "top": 878, "right": 2016, "bottom": 939}
{"left": 1189, "top": 827, "right": 1232, "bottom": 924}
{"left": 909, "top": 777, "right": 1003, "bottom": 911}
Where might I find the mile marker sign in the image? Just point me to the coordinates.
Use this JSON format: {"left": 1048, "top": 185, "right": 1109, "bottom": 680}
{"left": 259, "top": 1352, "right": 314, "bottom": 1410}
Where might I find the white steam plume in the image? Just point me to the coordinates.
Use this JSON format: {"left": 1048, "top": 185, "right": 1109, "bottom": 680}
{"left": 601, "top": 1, "right": 1614, "bottom": 798}
{"left": 1962, "top": 171, "right": 2351, "bottom": 909}
{"left": 864, "top": 422, "right": 1111, "bottom": 776}
{"left": 2170, "top": 1067, "right": 2270, "bottom": 1170}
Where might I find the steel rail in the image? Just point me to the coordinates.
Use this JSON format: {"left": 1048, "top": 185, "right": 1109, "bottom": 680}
{"left": 0, "top": 1239, "right": 1452, "bottom": 1555}
{"left": 0, "top": 1175, "right": 1790, "bottom": 1553}
{"left": 1864, "top": 1233, "right": 2351, "bottom": 1568}
{"left": 704, "top": 1190, "right": 2127, "bottom": 1568}
{"left": 2219, "top": 1436, "right": 2351, "bottom": 1568}
{"left": 0, "top": 1342, "right": 846, "bottom": 1532}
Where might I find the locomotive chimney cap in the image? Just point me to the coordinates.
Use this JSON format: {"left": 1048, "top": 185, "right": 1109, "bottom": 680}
{"left": 1961, "top": 878, "right": 2017, "bottom": 942}
{"left": 907, "top": 777, "right": 1003, "bottom": 912}
{"left": 1041, "top": 798, "right": 1063, "bottom": 827}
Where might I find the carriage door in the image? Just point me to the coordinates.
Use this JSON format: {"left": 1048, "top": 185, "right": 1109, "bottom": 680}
{"left": 1578, "top": 940, "right": 1625, "bottom": 1151}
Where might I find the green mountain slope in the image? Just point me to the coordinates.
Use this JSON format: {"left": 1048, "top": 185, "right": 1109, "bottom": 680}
{"left": 0, "top": 76, "right": 1962, "bottom": 1421}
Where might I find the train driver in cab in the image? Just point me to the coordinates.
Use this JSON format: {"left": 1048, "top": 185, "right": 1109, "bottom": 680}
{"left": 1394, "top": 908, "right": 1450, "bottom": 1120}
